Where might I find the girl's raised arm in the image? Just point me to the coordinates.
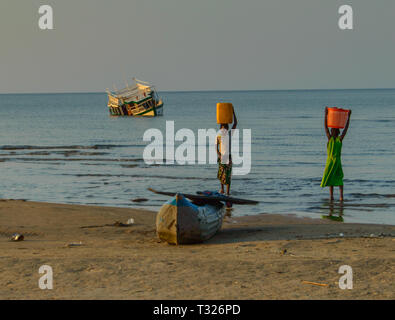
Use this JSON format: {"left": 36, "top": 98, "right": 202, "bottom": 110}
{"left": 324, "top": 107, "right": 331, "bottom": 140}
{"left": 340, "top": 110, "right": 352, "bottom": 141}
{"left": 231, "top": 109, "right": 238, "bottom": 130}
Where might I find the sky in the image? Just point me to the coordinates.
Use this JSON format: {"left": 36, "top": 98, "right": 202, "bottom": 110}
{"left": 0, "top": 0, "right": 394, "bottom": 93}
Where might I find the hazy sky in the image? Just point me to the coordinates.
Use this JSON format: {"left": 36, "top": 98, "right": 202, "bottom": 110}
{"left": 1, "top": 0, "right": 394, "bottom": 93}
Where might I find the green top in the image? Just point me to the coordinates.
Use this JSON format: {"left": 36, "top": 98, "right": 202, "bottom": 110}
{"left": 320, "top": 136, "right": 344, "bottom": 187}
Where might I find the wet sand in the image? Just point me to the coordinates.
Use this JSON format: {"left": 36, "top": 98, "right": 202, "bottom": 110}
{"left": 0, "top": 200, "right": 394, "bottom": 300}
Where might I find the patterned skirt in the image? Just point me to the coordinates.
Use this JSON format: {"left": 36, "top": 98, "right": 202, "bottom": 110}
{"left": 217, "top": 162, "right": 232, "bottom": 186}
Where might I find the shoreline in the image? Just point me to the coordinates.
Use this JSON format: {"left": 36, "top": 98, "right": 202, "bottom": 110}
{"left": 2, "top": 197, "right": 394, "bottom": 227}
{"left": 0, "top": 199, "right": 394, "bottom": 299}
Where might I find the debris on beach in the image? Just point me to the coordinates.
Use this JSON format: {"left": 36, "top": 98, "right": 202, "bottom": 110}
{"left": 127, "top": 218, "right": 135, "bottom": 225}
{"left": 10, "top": 233, "right": 24, "bottom": 241}
{"left": 113, "top": 221, "right": 129, "bottom": 227}
{"left": 362, "top": 233, "right": 392, "bottom": 238}
{"left": 132, "top": 198, "right": 149, "bottom": 203}
{"left": 325, "top": 239, "right": 342, "bottom": 244}
{"left": 80, "top": 221, "right": 133, "bottom": 228}
{"left": 302, "top": 280, "right": 329, "bottom": 287}
{"left": 66, "top": 241, "right": 83, "bottom": 247}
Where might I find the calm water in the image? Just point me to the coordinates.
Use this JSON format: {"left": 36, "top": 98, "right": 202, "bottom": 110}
{"left": 0, "top": 89, "right": 394, "bottom": 225}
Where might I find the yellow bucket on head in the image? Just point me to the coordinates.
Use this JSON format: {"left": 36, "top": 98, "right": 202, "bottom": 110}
{"left": 217, "top": 103, "right": 234, "bottom": 124}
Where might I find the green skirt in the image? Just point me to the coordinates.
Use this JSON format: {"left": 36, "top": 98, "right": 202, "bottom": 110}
{"left": 321, "top": 137, "right": 344, "bottom": 187}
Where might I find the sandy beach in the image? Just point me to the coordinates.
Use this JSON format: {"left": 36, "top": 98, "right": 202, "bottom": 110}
{"left": 0, "top": 199, "right": 394, "bottom": 300}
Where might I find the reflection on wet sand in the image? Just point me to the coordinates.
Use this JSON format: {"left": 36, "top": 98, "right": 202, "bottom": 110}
{"left": 321, "top": 200, "right": 344, "bottom": 222}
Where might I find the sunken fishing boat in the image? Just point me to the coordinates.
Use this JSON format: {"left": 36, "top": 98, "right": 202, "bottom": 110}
{"left": 106, "top": 78, "right": 163, "bottom": 116}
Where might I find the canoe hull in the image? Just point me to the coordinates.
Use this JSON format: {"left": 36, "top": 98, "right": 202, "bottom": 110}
{"left": 156, "top": 194, "right": 225, "bottom": 245}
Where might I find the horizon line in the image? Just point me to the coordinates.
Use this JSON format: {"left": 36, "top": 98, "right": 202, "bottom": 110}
{"left": 0, "top": 87, "right": 395, "bottom": 95}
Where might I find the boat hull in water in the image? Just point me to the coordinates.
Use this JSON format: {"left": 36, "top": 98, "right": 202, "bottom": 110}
{"left": 108, "top": 101, "right": 163, "bottom": 117}
{"left": 156, "top": 194, "right": 225, "bottom": 245}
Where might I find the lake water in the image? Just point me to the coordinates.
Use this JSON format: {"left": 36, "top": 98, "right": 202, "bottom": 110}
{"left": 0, "top": 89, "right": 394, "bottom": 225}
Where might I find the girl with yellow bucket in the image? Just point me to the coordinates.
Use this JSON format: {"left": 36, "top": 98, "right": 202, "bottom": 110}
{"left": 216, "top": 103, "right": 238, "bottom": 196}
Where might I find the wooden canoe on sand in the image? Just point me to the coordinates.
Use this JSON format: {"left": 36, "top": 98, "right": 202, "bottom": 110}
{"left": 150, "top": 188, "right": 258, "bottom": 245}
{"left": 155, "top": 193, "right": 225, "bottom": 245}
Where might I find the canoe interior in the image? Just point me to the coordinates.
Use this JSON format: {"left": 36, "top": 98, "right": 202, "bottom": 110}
{"left": 149, "top": 188, "right": 258, "bottom": 205}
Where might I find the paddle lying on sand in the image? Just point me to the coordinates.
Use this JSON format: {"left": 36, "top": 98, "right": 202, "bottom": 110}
{"left": 148, "top": 188, "right": 258, "bottom": 205}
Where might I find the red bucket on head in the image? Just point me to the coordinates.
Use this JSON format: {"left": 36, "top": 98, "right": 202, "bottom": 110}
{"left": 327, "top": 107, "right": 349, "bottom": 129}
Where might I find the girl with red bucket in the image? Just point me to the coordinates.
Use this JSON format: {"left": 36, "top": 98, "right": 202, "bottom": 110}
{"left": 321, "top": 107, "right": 352, "bottom": 201}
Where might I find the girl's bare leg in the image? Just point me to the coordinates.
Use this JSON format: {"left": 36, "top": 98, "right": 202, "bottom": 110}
{"left": 339, "top": 186, "right": 344, "bottom": 201}
{"left": 329, "top": 186, "right": 334, "bottom": 201}
{"left": 226, "top": 184, "right": 230, "bottom": 196}
{"left": 220, "top": 184, "right": 224, "bottom": 194}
